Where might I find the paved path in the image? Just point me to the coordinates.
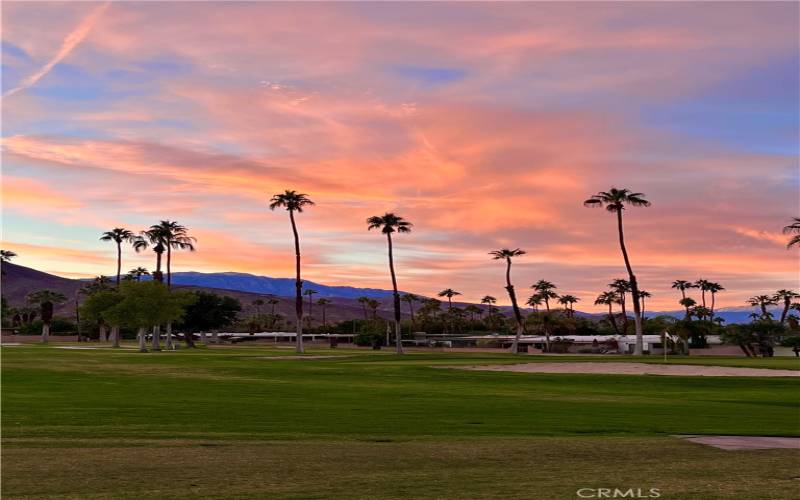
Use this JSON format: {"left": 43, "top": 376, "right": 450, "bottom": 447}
{"left": 454, "top": 362, "right": 799, "bottom": 377}
{"left": 678, "top": 435, "right": 800, "bottom": 450}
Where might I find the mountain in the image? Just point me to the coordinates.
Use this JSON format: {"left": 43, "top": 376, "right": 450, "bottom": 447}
{"left": 3, "top": 262, "right": 770, "bottom": 324}
{"left": 140, "top": 271, "right": 398, "bottom": 299}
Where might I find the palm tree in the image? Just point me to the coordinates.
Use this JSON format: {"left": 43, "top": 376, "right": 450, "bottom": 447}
{"left": 464, "top": 304, "right": 481, "bottom": 323}
{"left": 694, "top": 279, "right": 712, "bottom": 308}
{"left": 783, "top": 217, "right": 800, "bottom": 248}
{"left": 438, "top": 289, "right": 462, "bottom": 310}
{"left": 357, "top": 296, "right": 370, "bottom": 320}
{"left": 26, "top": 290, "right": 67, "bottom": 343}
{"left": 532, "top": 280, "right": 558, "bottom": 312}
{"left": 129, "top": 267, "right": 149, "bottom": 281}
{"left": 401, "top": 294, "right": 419, "bottom": 332}
{"left": 680, "top": 297, "right": 697, "bottom": 319}
{"left": 595, "top": 291, "right": 620, "bottom": 335}
{"left": 774, "top": 290, "right": 799, "bottom": 323}
{"left": 609, "top": 279, "right": 631, "bottom": 333}
{"left": 268, "top": 297, "right": 280, "bottom": 314}
{"left": 747, "top": 295, "right": 777, "bottom": 318}
{"left": 367, "top": 299, "right": 381, "bottom": 320}
{"left": 707, "top": 282, "right": 724, "bottom": 319}
{"left": 150, "top": 221, "right": 196, "bottom": 289}
{"left": 526, "top": 294, "right": 543, "bottom": 313}
{"left": 252, "top": 298, "right": 265, "bottom": 315}
{"left": 317, "top": 298, "right": 331, "bottom": 331}
{"left": 558, "top": 295, "right": 579, "bottom": 317}
{"left": 637, "top": 290, "right": 651, "bottom": 320}
{"left": 367, "top": 212, "right": 412, "bottom": 355}
{"left": 303, "top": 289, "right": 318, "bottom": 323}
{"left": 671, "top": 280, "right": 695, "bottom": 316}
{"left": 481, "top": 295, "right": 497, "bottom": 305}
{"left": 489, "top": 248, "right": 526, "bottom": 354}
{"left": 584, "top": 187, "right": 651, "bottom": 355}
{"left": 270, "top": 190, "right": 315, "bottom": 354}
{"left": 99, "top": 228, "right": 136, "bottom": 286}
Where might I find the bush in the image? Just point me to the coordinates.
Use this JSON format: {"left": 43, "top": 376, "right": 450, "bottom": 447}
{"left": 18, "top": 318, "right": 76, "bottom": 336}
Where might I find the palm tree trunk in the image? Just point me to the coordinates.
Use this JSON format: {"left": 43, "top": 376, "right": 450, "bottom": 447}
{"left": 543, "top": 301, "right": 551, "bottom": 353}
{"left": 710, "top": 293, "right": 716, "bottom": 320}
{"left": 781, "top": 298, "right": 790, "bottom": 324}
{"left": 616, "top": 210, "right": 643, "bottom": 355}
{"left": 386, "top": 233, "right": 403, "bottom": 354}
{"left": 151, "top": 325, "right": 161, "bottom": 351}
{"left": 408, "top": 301, "right": 416, "bottom": 332}
{"left": 608, "top": 304, "right": 620, "bottom": 335}
{"left": 166, "top": 244, "right": 172, "bottom": 289}
{"left": 116, "top": 242, "right": 122, "bottom": 287}
{"left": 504, "top": 257, "right": 524, "bottom": 354}
{"left": 41, "top": 322, "right": 50, "bottom": 343}
{"left": 111, "top": 325, "right": 120, "bottom": 348}
{"left": 138, "top": 327, "right": 147, "bottom": 352}
{"left": 165, "top": 323, "right": 173, "bottom": 350}
{"left": 99, "top": 324, "right": 108, "bottom": 342}
{"left": 154, "top": 250, "right": 164, "bottom": 283}
{"left": 289, "top": 210, "right": 304, "bottom": 354}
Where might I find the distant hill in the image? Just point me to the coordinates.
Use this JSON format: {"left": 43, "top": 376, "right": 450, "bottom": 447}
{"left": 140, "top": 271, "right": 398, "bottom": 299}
{"left": 2, "top": 262, "right": 767, "bottom": 324}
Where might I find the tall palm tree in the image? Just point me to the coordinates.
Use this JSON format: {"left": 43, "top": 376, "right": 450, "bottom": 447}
{"left": 252, "top": 298, "right": 265, "bottom": 315}
{"left": 526, "top": 294, "right": 543, "bottom": 313}
{"left": 26, "top": 290, "right": 67, "bottom": 343}
{"left": 671, "top": 280, "right": 695, "bottom": 316}
{"left": 532, "top": 280, "right": 558, "bottom": 352}
{"left": 267, "top": 297, "right": 280, "bottom": 314}
{"left": 99, "top": 228, "right": 136, "bottom": 286}
{"left": 558, "top": 295, "right": 579, "bottom": 317}
{"left": 134, "top": 228, "right": 164, "bottom": 282}
{"left": 367, "top": 299, "right": 381, "bottom": 320}
{"left": 694, "top": 279, "right": 711, "bottom": 308}
{"left": 783, "top": 217, "right": 800, "bottom": 248}
{"left": 595, "top": 291, "right": 620, "bottom": 335}
{"left": 303, "top": 289, "right": 318, "bottom": 319}
{"left": 489, "top": 248, "right": 526, "bottom": 354}
{"left": 680, "top": 297, "right": 697, "bottom": 319}
{"left": 584, "top": 187, "right": 650, "bottom": 355}
{"left": 270, "top": 190, "right": 315, "bottom": 353}
{"left": 774, "top": 290, "right": 799, "bottom": 323}
{"left": 481, "top": 295, "right": 497, "bottom": 305}
{"left": 401, "top": 293, "right": 419, "bottom": 332}
{"left": 707, "top": 282, "right": 724, "bottom": 319}
{"left": 317, "top": 298, "right": 331, "bottom": 331}
{"left": 367, "top": 212, "right": 412, "bottom": 355}
{"left": 357, "top": 296, "right": 370, "bottom": 321}
{"left": 438, "top": 289, "right": 462, "bottom": 310}
{"left": 637, "top": 290, "right": 651, "bottom": 320}
{"left": 609, "top": 279, "right": 631, "bottom": 333}
{"left": 150, "top": 221, "right": 196, "bottom": 289}
{"left": 129, "top": 267, "right": 149, "bottom": 281}
{"left": 747, "top": 295, "right": 777, "bottom": 318}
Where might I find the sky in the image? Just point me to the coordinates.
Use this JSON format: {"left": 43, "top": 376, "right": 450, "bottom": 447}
{"left": 2, "top": 1, "right": 798, "bottom": 312}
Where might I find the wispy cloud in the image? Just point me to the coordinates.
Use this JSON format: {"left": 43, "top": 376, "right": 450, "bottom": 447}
{"left": 2, "top": 2, "right": 109, "bottom": 99}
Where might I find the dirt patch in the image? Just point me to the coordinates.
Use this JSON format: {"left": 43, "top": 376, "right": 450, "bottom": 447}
{"left": 678, "top": 435, "right": 800, "bottom": 450}
{"left": 452, "top": 362, "right": 799, "bottom": 377}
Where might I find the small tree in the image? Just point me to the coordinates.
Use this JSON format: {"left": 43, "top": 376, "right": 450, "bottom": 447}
{"left": 80, "top": 290, "right": 122, "bottom": 345}
{"left": 178, "top": 291, "right": 241, "bottom": 345}
{"left": 107, "top": 282, "right": 192, "bottom": 352}
{"left": 26, "top": 290, "right": 67, "bottom": 343}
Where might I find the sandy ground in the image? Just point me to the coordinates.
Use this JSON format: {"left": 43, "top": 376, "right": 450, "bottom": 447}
{"left": 678, "top": 435, "right": 800, "bottom": 450}
{"left": 454, "top": 362, "right": 799, "bottom": 377}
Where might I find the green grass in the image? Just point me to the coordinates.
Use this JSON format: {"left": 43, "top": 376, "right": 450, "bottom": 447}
{"left": 3, "top": 344, "right": 799, "bottom": 499}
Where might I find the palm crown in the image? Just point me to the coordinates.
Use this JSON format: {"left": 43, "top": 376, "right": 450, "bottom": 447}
{"left": 367, "top": 213, "right": 413, "bottom": 234}
{"left": 100, "top": 228, "right": 135, "bottom": 244}
{"left": 270, "top": 190, "right": 315, "bottom": 212}
{"left": 594, "top": 291, "right": 618, "bottom": 306}
{"left": 783, "top": 217, "right": 800, "bottom": 248}
{"left": 438, "top": 289, "right": 461, "bottom": 299}
{"left": 481, "top": 295, "right": 497, "bottom": 305}
{"left": 489, "top": 248, "right": 526, "bottom": 260}
{"left": 671, "top": 280, "right": 694, "bottom": 291}
{"left": 583, "top": 188, "right": 651, "bottom": 212}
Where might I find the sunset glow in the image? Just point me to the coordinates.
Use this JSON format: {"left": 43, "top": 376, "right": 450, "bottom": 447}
{"left": 2, "top": 1, "right": 798, "bottom": 311}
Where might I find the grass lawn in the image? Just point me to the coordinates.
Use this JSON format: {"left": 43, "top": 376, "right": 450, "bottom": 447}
{"left": 3, "top": 344, "right": 799, "bottom": 499}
